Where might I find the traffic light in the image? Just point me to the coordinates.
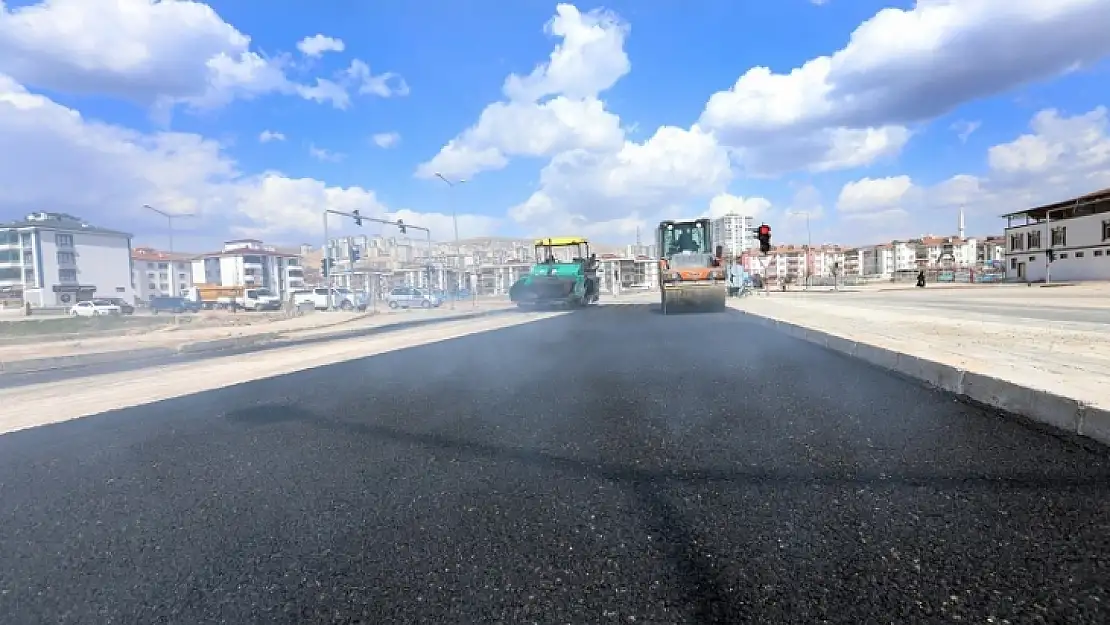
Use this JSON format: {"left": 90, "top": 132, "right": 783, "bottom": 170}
{"left": 1046, "top": 248, "right": 1055, "bottom": 262}
{"left": 397, "top": 218, "right": 406, "bottom": 234}
{"left": 757, "top": 224, "right": 772, "bottom": 254}
{"left": 425, "top": 264, "right": 434, "bottom": 281}
{"left": 351, "top": 247, "right": 361, "bottom": 262}
{"left": 320, "top": 257, "right": 333, "bottom": 277}
{"left": 352, "top": 209, "right": 362, "bottom": 226}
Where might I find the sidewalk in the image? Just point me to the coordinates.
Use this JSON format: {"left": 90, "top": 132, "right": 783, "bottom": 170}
{"left": 729, "top": 296, "right": 1110, "bottom": 445}
{"left": 0, "top": 302, "right": 514, "bottom": 372}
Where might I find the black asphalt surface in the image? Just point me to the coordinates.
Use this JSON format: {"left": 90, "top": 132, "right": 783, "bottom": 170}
{"left": 1, "top": 302, "right": 1108, "bottom": 624}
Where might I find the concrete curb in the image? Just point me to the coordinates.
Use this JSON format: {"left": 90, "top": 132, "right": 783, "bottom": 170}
{"left": 732, "top": 309, "right": 1109, "bottom": 448}
{"left": 0, "top": 308, "right": 515, "bottom": 376}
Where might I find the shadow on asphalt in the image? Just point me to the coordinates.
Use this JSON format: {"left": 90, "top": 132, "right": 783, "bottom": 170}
{"left": 227, "top": 403, "right": 1108, "bottom": 492}
{"left": 226, "top": 399, "right": 1107, "bottom": 623}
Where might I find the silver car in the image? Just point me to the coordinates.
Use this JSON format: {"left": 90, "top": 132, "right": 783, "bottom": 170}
{"left": 384, "top": 287, "right": 441, "bottom": 309}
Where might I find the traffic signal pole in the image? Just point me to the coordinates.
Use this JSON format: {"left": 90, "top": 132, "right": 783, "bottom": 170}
{"left": 322, "top": 209, "right": 432, "bottom": 311}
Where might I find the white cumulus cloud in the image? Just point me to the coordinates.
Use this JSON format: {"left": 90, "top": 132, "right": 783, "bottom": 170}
{"left": 0, "top": 71, "right": 494, "bottom": 243}
{"left": 297, "top": 34, "right": 344, "bottom": 57}
{"left": 372, "top": 132, "right": 400, "bottom": 148}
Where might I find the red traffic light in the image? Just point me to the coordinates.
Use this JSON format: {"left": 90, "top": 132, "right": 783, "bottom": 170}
{"left": 758, "top": 224, "right": 770, "bottom": 236}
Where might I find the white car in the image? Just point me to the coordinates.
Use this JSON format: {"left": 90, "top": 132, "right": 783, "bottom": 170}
{"left": 70, "top": 300, "right": 121, "bottom": 317}
{"left": 290, "top": 287, "right": 362, "bottom": 311}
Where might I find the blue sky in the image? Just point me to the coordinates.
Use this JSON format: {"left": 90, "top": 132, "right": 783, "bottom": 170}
{"left": 1, "top": 0, "right": 1109, "bottom": 252}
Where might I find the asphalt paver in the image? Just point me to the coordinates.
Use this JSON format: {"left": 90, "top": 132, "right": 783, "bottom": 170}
{"left": 1, "top": 303, "right": 1107, "bottom": 624}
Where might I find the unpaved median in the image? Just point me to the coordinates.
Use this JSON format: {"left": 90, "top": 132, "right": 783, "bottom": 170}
{"left": 729, "top": 296, "right": 1109, "bottom": 410}
{"left": 0, "top": 309, "right": 563, "bottom": 435}
{"left": 0, "top": 303, "right": 513, "bottom": 365}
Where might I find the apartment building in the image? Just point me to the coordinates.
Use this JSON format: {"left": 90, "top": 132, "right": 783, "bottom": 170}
{"left": 191, "top": 239, "right": 304, "bottom": 297}
{"left": 1003, "top": 187, "right": 1110, "bottom": 282}
{"left": 0, "top": 212, "right": 135, "bottom": 307}
{"left": 711, "top": 214, "right": 755, "bottom": 258}
{"left": 131, "top": 246, "right": 194, "bottom": 300}
{"left": 978, "top": 236, "right": 1005, "bottom": 263}
{"left": 743, "top": 244, "right": 845, "bottom": 282}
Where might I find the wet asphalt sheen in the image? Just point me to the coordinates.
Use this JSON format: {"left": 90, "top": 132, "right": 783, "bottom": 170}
{"left": 0, "top": 303, "right": 1107, "bottom": 624}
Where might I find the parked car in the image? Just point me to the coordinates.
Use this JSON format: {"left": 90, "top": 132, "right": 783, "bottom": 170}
{"left": 149, "top": 296, "right": 201, "bottom": 314}
{"left": 70, "top": 300, "right": 121, "bottom": 317}
{"left": 384, "top": 287, "right": 442, "bottom": 309}
{"left": 291, "top": 287, "right": 363, "bottom": 311}
{"left": 104, "top": 297, "right": 135, "bottom": 315}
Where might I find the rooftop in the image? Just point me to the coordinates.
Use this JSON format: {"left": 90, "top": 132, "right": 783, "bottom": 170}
{"left": 0, "top": 212, "right": 131, "bottom": 237}
{"left": 131, "top": 246, "right": 195, "bottom": 262}
{"left": 1000, "top": 186, "right": 1110, "bottom": 220}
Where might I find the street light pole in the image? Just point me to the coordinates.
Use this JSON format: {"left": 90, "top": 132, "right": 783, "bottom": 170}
{"left": 788, "top": 210, "right": 813, "bottom": 290}
{"left": 323, "top": 211, "right": 332, "bottom": 309}
{"left": 143, "top": 204, "right": 194, "bottom": 296}
{"left": 434, "top": 172, "right": 467, "bottom": 309}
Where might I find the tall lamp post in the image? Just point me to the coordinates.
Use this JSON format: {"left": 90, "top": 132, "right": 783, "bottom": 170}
{"left": 434, "top": 172, "right": 467, "bottom": 308}
{"left": 143, "top": 204, "right": 194, "bottom": 296}
{"left": 788, "top": 210, "right": 813, "bottom": 290}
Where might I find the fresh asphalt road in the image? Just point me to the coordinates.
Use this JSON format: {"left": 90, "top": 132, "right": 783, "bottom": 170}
{"left": 1, "top": 303, "right": 1108, "bottom": 624}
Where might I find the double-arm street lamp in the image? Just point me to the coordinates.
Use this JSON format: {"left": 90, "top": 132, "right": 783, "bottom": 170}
{"left": 433, "top": 172, "right": 470, "bottom": 307}
{"left": 143, "top": 204, "right": 195, "bottom": 295}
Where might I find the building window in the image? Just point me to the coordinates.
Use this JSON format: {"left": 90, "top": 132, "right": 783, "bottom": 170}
{"left": 1010, "top": 258, "right": 1017, "bottom": 269}
{"left": 57, "top": 251, "right": 75, "bottom": 264}
{"left": 1051, "top": 226, "right": 1067, "bottom": 247}
{"left": 1026, "top": 231, "right": 1041, "bottom": 248}
{"left": 1095, "top": 250, "right": 1104, "bottom": 257}
{"left": 58, "top": 268, "right": 77, "bottom": 282}
{"left": 1075, "top": 251, "right": 1085, "bottom": 258}
{"left": 56, "top": 234, "right": 74, "bottom": 247}
{"left": 148, "top": 283, "right": 156, "bottom": 290}
{"left": 1009, "top": 233, "right": 1024, "bottom": 251}
{"left": 1059, "top": 253, "right": 1068, "bottom": 259}
{"left": 1103, "top": 220, "right": 1110, "bottom": 241}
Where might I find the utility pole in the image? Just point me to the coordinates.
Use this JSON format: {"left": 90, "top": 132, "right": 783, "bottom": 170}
{"left": 143, "top": 204, "right": 194, "bottom": 296}
{"left": 433, "top": 172, "right": 466, "bottom": 309}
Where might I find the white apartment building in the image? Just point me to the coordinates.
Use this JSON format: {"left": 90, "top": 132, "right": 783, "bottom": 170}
{"left": 1003, "top": 188, "right": 1110, "bottom": 282}
{"left": 978, "top": 236, "right": 1005, "bottom": 263}
{"left": 853, "top": 236, "right": 994, "bottom": 277}
{"left": 711, "top": 214, "right": 755, "bottom": 258}
{"left": 191, "top": 239, "right": 304, "bottom": 297}
{"left": 131, "top": 246, "right": 193, "bottom": 300}
{"left": 743, "top": 245, "right": 845, "bottom": 281}
{"left": 0, "top": 212, "right": 135, "bottom": 307}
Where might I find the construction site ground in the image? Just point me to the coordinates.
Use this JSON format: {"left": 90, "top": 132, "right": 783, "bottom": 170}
{"left": 728, "top": 284, "right": 1109, "bottom": 410}
{"left": 1, "top": 301, "right": 514, "bottom": 364}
